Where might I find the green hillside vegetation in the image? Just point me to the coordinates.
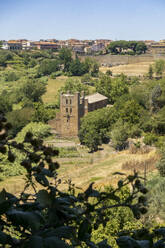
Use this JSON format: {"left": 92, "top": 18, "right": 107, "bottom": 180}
{"left": 0, "top": 49, "right": 165, "bottom": 248}
{"left": 0, "top": 113, "right": 165, "bottom": 247}
{"left": 107, "top": 40, "right": 147, "bottom": 55}
{"left": 79, "top": 70, "right": 165, "bottom": 151}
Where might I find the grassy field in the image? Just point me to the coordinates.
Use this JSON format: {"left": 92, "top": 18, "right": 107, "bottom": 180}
{"left": 42, "top": 75, "right": 96, "bottom": 104}
{"left": 0, "top": 142, "right": 158, "bottom": 193}
{"left": 100, "top": 61, "right": 154, "bottom": 77}
{"left": 42, "top": 76, "right": 68, "bottom": 104}
{"left": 57, "top": 145, "right": 158, "bottom": 189}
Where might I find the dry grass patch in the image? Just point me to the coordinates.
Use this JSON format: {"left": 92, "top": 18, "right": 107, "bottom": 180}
{"left": 122, "top": 152, "right": 159, "bottom": 173}
{"left": 100, "top": 62, "right": 154, "bottom": 76}
{"left": 129, "top": 144, "right": 152, "bottom": 154}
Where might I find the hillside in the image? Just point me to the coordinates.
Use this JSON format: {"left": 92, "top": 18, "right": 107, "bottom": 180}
{"left": 0, "top": 140, "right": 158, "bottom": 193}
{"left": 100, "top": 61, "right": 154, "bottom": 76}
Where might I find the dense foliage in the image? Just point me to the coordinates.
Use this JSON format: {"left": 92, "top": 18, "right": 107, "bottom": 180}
{"left": 107, "top": 41, "right": 147, "bottom": 55}
{"left": 80, "top": 72, "right": 165, "bottom": 151}
{"left": 0, "top": 114, "right": 154, "bottom": 247}
{"left": 0, "top": 49, "right": 165, "bottom": 247}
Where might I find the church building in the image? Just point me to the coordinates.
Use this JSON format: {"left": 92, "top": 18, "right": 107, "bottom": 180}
{"left": 49, "top": 92, "right": 108, "bottom": 137}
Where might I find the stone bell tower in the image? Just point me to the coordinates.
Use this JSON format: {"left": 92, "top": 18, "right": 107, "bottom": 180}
{"left": 58, "top": 92, "right": 85, "bottom": 136}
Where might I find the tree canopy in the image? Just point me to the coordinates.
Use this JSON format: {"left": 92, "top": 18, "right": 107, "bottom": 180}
{"left": 107, "top": 41, "right": 147, "bottom": 55}
{"left": 0, "top": 114, "right": 152, "bottom": 248}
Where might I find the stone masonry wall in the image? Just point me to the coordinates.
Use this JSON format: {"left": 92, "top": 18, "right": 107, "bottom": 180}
{"left": 80, "top": 54, "right": 165, "bottom": 66}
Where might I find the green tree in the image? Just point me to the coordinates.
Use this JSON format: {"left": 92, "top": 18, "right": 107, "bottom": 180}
{"left": 90, "top": 62, "right": 99, "bottom": 77}
{"left": 110, "top": 77, "right": 129, "bottom": 104}
{"left": 38, "top": 59, "right": 60, "bottom": 76}
{"left": 118, "top": 99, "right": 143, "bottom": 125}
{"left": 111, "top": 121, "right": 129, "bottom": 150}
{"left": 95, "top": 75, "right": 112, "bottom": 102}
{"left": 107, "top": 40, "right": 147, "bottom": 55}
{"left": 69, "top": 57, "right": 88, "bottom": 76}
{"left": 5, "top": 71, "right": 18, "bottom": 81}
{"left": 95, "top": 74, "right": 129, "bottom": 104}
{"left": 157, "top": 149, "right": 165, "bottom": 177}
{"left": 6, "top": 107, "right": 34, "bottom": 137}
{"left": 79, "top": 125, "right": 102, "bottom": 152}
{"left": 135, "top": 42, "right": 147, "bottom": 54}
{"left": 32, "top": 102, "right": 56, "bottom": 123}
{"left": 147, "top": 65, "right": 153, "bottom": 79}
{"left": 19, "top": 78, "right": 47, "bottom": 104}
{"left": 81, "top": 73, "right": 92, "bottom": 85}
{"left": 106, "top": 69, "right": 112, "bottom": 76}
{"left": 0, "top": 51, "right": 13, "bottom": 67}
{"left": 154, "top": 106, "right": 165, "bottom": 134}
{"left": 59, "top": 78, "right": 89, "bottom": 96}
{"left": 150, "top": 84, "right": 162, "bottom": 112}
{"left": 59, "top": 47, "right": 73, "bottom": 72}
{"left": 92, "top": 187, "right": 143, "bottom": 247}
{"left": 28, "top": 58, "right": 37, "bottom": 68}
{"left": 154, "top": 59, "right": 165, "bottom": 77}
{"left": 79, "top": 107, "right": 117, "bottom": 151}
{"left": 0, "top": 92, "right": 13, "bottom": 113}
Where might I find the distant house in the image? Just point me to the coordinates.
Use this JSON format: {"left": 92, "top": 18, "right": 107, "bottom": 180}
{"left": 84, "top": 46, "right": 92, "bottom": 54}
{"left": 91, "top": 43, "right": 105, "bottom": 53}
{"left": 32, "top": 42, "right": 59, "bottom": 50}
{"left": 2, "top": 41, "right": 22, "bottom": 50}
{"left": 72, "top": 45, "right": 85, "bottom": 54}
{"left": 49, "top": 92, "right": 108, "bottom": 137}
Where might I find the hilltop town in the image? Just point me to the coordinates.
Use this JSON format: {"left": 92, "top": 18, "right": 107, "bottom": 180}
{"left": 1, "top": 38, "right": 165, "bottom": 55}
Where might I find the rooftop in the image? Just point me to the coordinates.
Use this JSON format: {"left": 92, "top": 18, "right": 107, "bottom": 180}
{"left": 85, "top": 93, "right": 108, "bottom": 104}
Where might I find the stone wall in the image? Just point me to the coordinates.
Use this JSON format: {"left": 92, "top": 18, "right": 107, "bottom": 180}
{"left": 80, "top": 54, "right": 165, "bottom": 66}
{"left": 88, "top": 99, "right": 108, "bottom": 112}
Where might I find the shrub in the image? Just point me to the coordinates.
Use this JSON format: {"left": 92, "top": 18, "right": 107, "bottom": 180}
{"left": 155, "top": 136, "right": 165, "bottom": 148}
{"left": 91, "top": 187, "right": 143, "bottom": 247}
{"left": 127, "top": 125, "right": 142, "bottom": 138}
{"left": 50, "top": 71, "right": 62, "bottom": 79}
{"left": 6, "top": 107, "right": 34, "bottom": 138}
{"left": 38, "top": 59, "right": 60, "bottom": 76}
{"left": 122, "top": 157, "right": 158, "bottom": 172}
{"left": 111, "top": 122, "right": 129, "bottom": 150}
{"left": 147, "top": 175, "right": 165, "bottom": 221}
{"left": 157, "top": 149, "right": 165, "bottom": 177}
{"left": 58, "top": 147, "right": 80, "bottom": 158}
{"left": 0, "top": 148, "right": 26, "bottom": 181}
{"left": 129, "top": 143, "right": 152, "bottom": 154}
{"left": 106, "top": 69, "right": 112, "bottom": 76}
{"left": 32, "top": 103, "right": 56, "bottom": 123}
{"left": 143, "top": 133, "right": 158, "bottom": 146}
{"left": 15, "top": 122, "right": 51, "bottom": 143}
{"left": 5, "top": 71, "right": 18, "bottom": 81}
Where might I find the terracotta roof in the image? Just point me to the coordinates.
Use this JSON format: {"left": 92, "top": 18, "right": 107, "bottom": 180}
{"left": 33, "top": 42, "right": 58, "bottom": 45}
{"left": 8, "top": 41, "right": 22, "bottom": 44}
{"left": 85, "top": 93, "right": 108, "bottom": 104}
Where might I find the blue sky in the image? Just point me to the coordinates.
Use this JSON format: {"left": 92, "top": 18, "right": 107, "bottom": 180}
{"left": 0, "top": 0, "right": 165, "bottom": 41}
